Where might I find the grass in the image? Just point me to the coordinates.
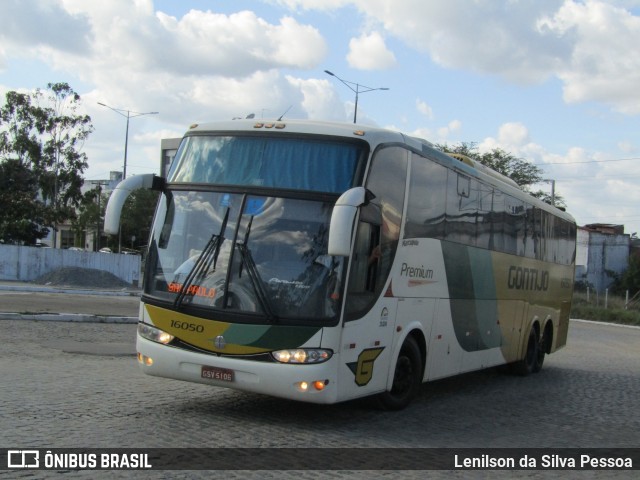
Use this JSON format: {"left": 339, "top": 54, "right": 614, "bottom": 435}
{"left": 570, "top": 291, "right": 640, "bottom": 326}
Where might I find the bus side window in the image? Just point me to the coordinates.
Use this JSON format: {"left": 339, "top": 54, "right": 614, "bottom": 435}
{"left": 351, "top": 218, "right": 381, "bottom": 294}
{"left": 345, "top": 146, "right": 408, "bottom": 320}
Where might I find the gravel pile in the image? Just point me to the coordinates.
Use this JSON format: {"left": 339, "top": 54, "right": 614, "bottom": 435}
{"left": 33, "top": 267, "right": 133, "bottom": 289}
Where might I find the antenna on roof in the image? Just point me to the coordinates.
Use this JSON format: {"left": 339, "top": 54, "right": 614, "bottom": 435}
{"left": 277, "top": 106, "right": 292, "bottom": 121}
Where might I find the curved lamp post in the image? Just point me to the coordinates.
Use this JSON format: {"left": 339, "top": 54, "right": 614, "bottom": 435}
{"left": 324, "top": 70, "right": 389, "bottom": 123}
{"left": 97, "top": 102, "right": 158, "bottom": 253}
{"left": 97, "top": 102, "right": 158, "bottom": 180}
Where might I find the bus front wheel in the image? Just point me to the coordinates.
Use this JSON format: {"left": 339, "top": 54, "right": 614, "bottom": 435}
{"left": 376, "top": 336, "right": 422, "bottom": 410}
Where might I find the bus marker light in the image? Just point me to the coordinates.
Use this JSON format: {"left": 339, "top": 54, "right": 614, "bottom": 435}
{"left": 313, "top": 381, "right": 325, "bottom": 391}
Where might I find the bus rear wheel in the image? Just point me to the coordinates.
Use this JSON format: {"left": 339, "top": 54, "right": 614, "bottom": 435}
{"left": 376, "top": 336, "right": 422, "bottom": 410}
{"left": 533, "top": 327, "right": 549, "bottom": 373}
{"left": 512, "top": 326, "right": 540, "bottom": 376}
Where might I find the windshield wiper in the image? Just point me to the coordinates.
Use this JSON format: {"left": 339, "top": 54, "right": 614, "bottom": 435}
{"left": 235, "top": 215, "right": 277, "bottom": 322}
{"left": 174, "top": 208, "right": 230, "bottom": 309}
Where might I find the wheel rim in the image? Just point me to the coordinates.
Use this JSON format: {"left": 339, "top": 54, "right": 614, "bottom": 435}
{"left": 391, "top": 355, "right": 414, "bottom": 396}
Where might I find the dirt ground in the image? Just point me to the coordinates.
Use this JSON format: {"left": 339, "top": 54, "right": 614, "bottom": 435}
{"left": 33, "top": 267, "right": 133, "bottom": 289}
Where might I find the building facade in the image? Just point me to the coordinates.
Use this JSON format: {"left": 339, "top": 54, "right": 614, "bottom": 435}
{"left": 575, "top": 224, "right": 630, "bottom": 291}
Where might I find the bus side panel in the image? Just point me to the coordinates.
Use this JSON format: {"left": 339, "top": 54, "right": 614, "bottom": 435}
{"left": 556, "top": 301, "right": 571, "bottom": 350}
{"left": 491, "top": 250, "right": 574, "bottom": 357}
{"left": 495, "top": 299, "right": 526, "bottom": 364}
{"left": 336, "top": 297, "right": 399, "bottom": 403}
{"left": 426, "top": 300, "right": 464, "bottom": 381}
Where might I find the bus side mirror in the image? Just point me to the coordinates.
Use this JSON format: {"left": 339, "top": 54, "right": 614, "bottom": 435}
{"left": 328, "top": 187, "right": 371, "bottom": 257}
{"left": 104, "top": 174, "right": 165, "bottom": 235}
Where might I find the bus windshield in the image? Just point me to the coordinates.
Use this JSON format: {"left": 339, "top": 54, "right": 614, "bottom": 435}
{"left": 145, "top": 191, "right": 344, "bottom": 325}
{"left": 168, "top": 135, "right": 361, "bottom": 194}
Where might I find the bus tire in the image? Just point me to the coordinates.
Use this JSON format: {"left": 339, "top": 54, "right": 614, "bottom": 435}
{"left": 512, "top": 326, "right": 539, "bottom": 376}
{"left": 376, "top": 336, "right": 422, "bottom": 410}
{"left": 533, "top": 326, "right": 550, "bottom": 373}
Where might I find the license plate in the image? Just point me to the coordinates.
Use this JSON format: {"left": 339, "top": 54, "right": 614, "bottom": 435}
{"left": 201, "top": 365, "right": 234, "bottom": 382}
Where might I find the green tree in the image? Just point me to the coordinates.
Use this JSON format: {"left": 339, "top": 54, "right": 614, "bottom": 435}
{"left": 72, "top": 185, "right": 108, "bottom": 250}
{"left": 612, "top": 255, "right": 640, "bottom": 295}
{"left": 437, "top": 142, "right": 564, "bottom": 207}
{"left": 0, "top": 82, "right": 93, "bottom": 244}
{"left": 0, "top": 159, "right": 48, "bottom": 243}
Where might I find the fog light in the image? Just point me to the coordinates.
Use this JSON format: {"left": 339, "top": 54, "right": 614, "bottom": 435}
{"left": 137, "top": 352, "right": 153, "bottom": 366}
{"left": 299, "top": 381, "right": 309, "bottom": 391}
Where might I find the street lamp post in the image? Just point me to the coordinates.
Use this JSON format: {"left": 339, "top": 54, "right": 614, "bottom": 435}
{"left": 98, "top": 102, "right": 158, "bottom": 253}
{"left": 324, "top": 70, "right": 389, "bottom": 123}
{"left": 97, "top": 102, "right": 159, "bottom": 180}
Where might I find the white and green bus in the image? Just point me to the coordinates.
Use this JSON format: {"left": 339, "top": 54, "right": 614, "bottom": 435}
{"left": 105, "top": 120, "right": 576, "bottom": 409}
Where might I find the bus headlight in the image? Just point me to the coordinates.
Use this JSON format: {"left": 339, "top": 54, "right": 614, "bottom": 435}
{"left": 138, "top": 323, "right": 174, "bottom": 345}
{"left": 272, "top": 349, "right": 332, "bottom": 364}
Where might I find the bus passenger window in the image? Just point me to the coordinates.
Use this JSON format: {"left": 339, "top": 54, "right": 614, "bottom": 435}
{"left": 345, "top": 146, "right": 408, "bottom": 320}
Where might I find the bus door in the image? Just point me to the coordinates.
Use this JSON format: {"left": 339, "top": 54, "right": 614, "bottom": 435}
{"left": 339, "top": 217, "right": 398, "bottom": 399}
{"left": 336, "top": 145, "right": 409, "bottom": 401}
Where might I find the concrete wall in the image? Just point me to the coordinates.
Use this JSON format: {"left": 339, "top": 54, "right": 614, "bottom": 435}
{"left": 575, "top": 228, "right": 630, "bottom": 290}
{"left": 0, "top": 245, "right": 141, "bottom": 285}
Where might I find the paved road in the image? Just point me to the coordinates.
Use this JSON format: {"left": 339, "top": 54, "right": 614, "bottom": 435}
{"left": 0, "top": 284, "right": 139, "bottom": 321}
{"left": 1, "top": 315, "right": 638, "bottom": 479}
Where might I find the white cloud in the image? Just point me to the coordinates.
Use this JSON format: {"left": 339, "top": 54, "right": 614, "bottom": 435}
{"left": 539, "top": 1, "right": 640, "bottom": 114}
{"left": 268, "top": 0, "right": 351, "bottom": 11}
{"left": 0, "top": 1, "right": 333, "bottom": 127}
{"left": 278, "top": 0, "right": 640, "bottom": 114}
{"left": 416, "top": 98, "right": 433, "bottom": 119}
{"left": 480, "top": 123, "right": 545, "bottom": 163}
{"left": 436, "top": 120, "right": 462, "bottom": 142}
{"left": 347, "top": 32, "right": 396, "bottom": 70}
{"left": 1, "top": 1, "right": 327, "bottom": 81}
{"left": 0, "top": 0, "right": 92, "bottom": 69}
{"left": 617, "top": 141, "right": 636, "bottom": 153}
{"left": 286, "top": 77, "right": 345, "bottom": 120}
{"left": 498, "top": 122, "right": 530, "bottom": 146}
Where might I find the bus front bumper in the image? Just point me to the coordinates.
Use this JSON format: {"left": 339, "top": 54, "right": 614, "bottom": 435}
{"left": 136, "top": 334, "right": 340, "bottom": 404}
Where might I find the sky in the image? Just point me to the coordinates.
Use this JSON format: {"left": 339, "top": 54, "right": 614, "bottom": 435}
{"left": 1, "top": 0, "right": 639, "bottom": 236}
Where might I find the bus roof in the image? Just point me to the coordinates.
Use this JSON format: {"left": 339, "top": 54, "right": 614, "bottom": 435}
{"left": 186, "top": 119, "right": 406, "bottom": 144}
